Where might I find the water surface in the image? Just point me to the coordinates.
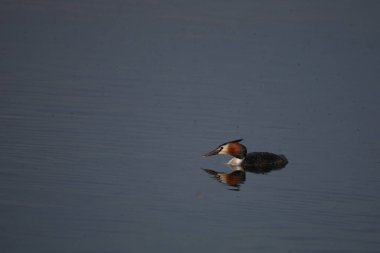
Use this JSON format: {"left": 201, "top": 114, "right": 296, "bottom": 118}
{"left": 1, "top": 1, "right": 380, "bottom": 252}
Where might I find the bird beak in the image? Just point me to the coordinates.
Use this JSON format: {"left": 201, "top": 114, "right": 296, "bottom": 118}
{"left": 203, "top": 147, "right": 222, "bottom": 157}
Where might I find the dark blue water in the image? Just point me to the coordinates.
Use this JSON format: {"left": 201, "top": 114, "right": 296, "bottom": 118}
{"left": 1, "top": 1, "right": 379, "bottom": 252}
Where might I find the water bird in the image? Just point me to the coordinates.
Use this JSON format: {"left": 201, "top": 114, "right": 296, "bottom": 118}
{"left": 203, "top": 139, "right": 288, "bottom": 169}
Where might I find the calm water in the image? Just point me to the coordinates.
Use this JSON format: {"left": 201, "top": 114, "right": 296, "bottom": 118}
{"left": 1, "top": 1, "right": 380, "bottom": 252}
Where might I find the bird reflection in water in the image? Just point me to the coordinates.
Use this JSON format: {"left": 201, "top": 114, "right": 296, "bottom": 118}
{"left": 202, "top": 139, "right": 288, "bottom": 191}
{"left": 203, "top": 167, "right": 246, "bottom": 191}
{"left": 203, "top": 169, "right": 245, "bottom": 191}
{"left": 202, "top": 163, "right": 286, "bottom": 191}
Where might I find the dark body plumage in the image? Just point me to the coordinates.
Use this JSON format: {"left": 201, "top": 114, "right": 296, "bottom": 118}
{"left": 242, "top": 152, "right": 288, "bottom": 172}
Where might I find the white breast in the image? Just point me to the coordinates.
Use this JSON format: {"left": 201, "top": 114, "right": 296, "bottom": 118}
{"left": 227, "top": 157, "right": 244, "bottom": 166}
